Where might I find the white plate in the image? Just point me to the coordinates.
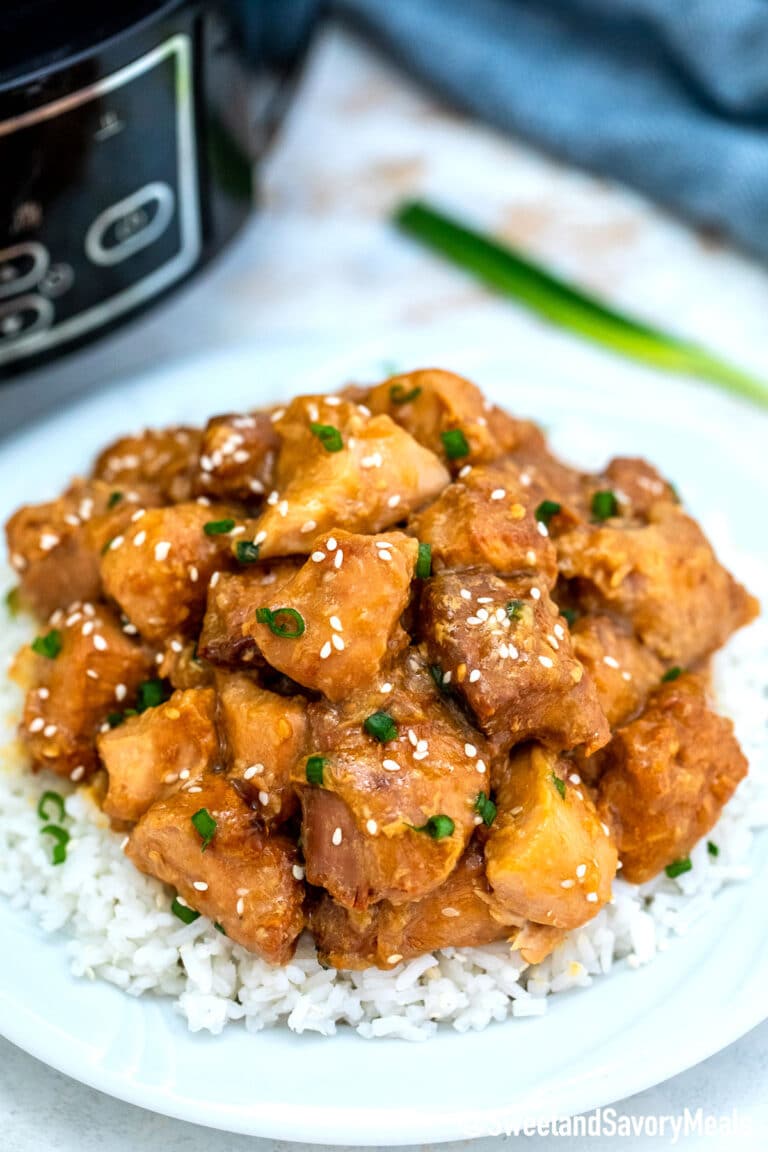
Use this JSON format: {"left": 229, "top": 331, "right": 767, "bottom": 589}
{"left": 1, "top": 334, "right": 767, "bottom": 1144}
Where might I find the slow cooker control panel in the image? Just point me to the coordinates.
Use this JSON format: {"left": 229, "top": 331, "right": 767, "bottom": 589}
{"left": 0, "top": 34, "right": 201, "bottom": 368}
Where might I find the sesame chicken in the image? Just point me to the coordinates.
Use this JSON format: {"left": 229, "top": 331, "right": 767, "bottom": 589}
{"left": 193, "top": 411, "right": 279, "bottom": 503}
{"left": 92, "top": 425, "right": 202, "bottom": 503}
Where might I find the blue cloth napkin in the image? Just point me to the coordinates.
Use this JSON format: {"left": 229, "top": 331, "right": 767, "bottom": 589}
{"left": 335, "top": 0, "right": 768, "bottom": 261}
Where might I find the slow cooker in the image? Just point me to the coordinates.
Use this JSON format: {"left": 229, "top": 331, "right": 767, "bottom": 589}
{"left": 0, "top": 0, "right": 320, "bottom": 377}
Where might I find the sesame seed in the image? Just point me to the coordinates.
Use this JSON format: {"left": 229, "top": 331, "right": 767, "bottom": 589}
{"left": 170, "top": 639, "right": 183, "bottom": 653}
{"left": 43, "top": 723, "right": 57, "bottom": 737}
{"left": 82, "top": 620, "right": 94, "bottom": 636}
{"left": 416, "top": 739, "right": 428, "bottom": 752}
{"left": 331, "top": 634, "right": 345, "bottom": 651}
{"left": 133, "top": 530, "right": 147, "bottom": 547}
{"left": 329, "top": 615, "right": 343, "bottom": 632}
{"left": 311, "top": 551, "right": 326, "bottom": 563}
{"left": 526, "top": 550, "right": 537, "bottom": 565}
{"left": 442, "top": 907, "right": 461, "bottom": 918}
{"left": 576, "top": 864, "right": 587, "bottom": 879}
{"left": 382, "top": 759, "right": 400, "bottom": 772}
{"left": 442, "top": 670, "right": 452, "bottom": 683}
{"left": 361, "top": 452, "right": 383, "bottom": 469}
{"left": 554, "top": 623, "right": 565, "bottom": 639}
{"left": 476, "top": 608, "right": 489, "bottom": 622}
{"left": 210, "top": 571, "right": 221, "bottom": 587}
{"left": 387, "top": 954, "right": 403, "bottom": 965}
{"left": 187, "top": 786, "right": 203, "bottom": 794}
{"left": 154, "top": 541, "right": 171, "bottom": 562}
{"left": 179, "top": 769, "right": 190, "bottom": 781}
{"left": 292, "top": 864, "right": 305, "bottom": 881}
{"left": 458, "top": 465, "right": 472, "bottom": 478}
{"left": 109, "top": 536, "right": 124, "bottom": 551}
{"left": 538, "top": 655, "right": 554, "bottom": 668}
{"left": 413, "top": 749, "right": 428, "bottom": 761}
{"left": 408, "top": 728, "right": 418, "bottom": 746}
{"left": 560, "top": 879, "right": 575, "bottom": 889}
{"left": 326, "top": 537, "right": 337, "bottom": 551}
{"left": 233, "top": 449, "right": 250, "bottom": 464}
{"left": 120, "top": 836, "right": 129, "bottom": 851}
{"left": 64, "top": 514, "right": 80, "bottom": 527}
{"left": 530, "top": 587, "right": 541, "bottom": 601}
{"left": 29, "top": 717, "right": 44, "bottom": 733}
{"left": 476, "top": 759, "right": 487, "bottom": 775}
{"left": 86, "top": 668, "right": 99, "bottom": 679}
{"left": 586, "top": 892, "right": 599, "bottom": 903}
{"left": 277, "top": 500, "right": 288, "bottom": 518}
{"left": 601, "top": 822, "right": 611, "bottom": 837}
{"left": 366, "top": 819, "right": 378, "bottom": 835}
{"left": 466, "top": 616, "right": 482, "bottom": 626}
{"left": 40, "top": 533, "right": 60, "bottom": 552}
{"left": 537, "top": 521, "right": 549, "bottom": 537}
{"left": 115, "top": 684, "right": 127, "bottom": 702}
{"left": 469, "top": 669, "right": 481, "bottom": 683}
{"left": 325, "top": 395, "right": 342, "bottom": 406}
{"left": 93, "top": 635, "right": 107, "bottom": 651}
{"left": 387, "top": 493, "right": 401, "bottom": 509}
{"left": 254, "top": 530, "right": 267, "bottom": 546}
{"left": 38, "top": 687, "right": 49, "bottom": 700}
{"left": 236, "top": 897, "right": 245, "bottom": 915}
{"left": 622, "top": 671, "right": 633, "bottom": 682}
{"left": 10, "top": 553, "right": 26, "bottom": 571}
{"left": 258, "top": 791, "right": 269, "bottom": 806}
{"left": 477, "top": 597, "right": 493, "bottom": 604}
{"left": 270, "top": 408, "right": 285, "bottom": 423}
{"left": 163, "top": 773, "right": 179, "bottom": 784}
{"left": 603, "top": 655, "right": 620, "bottom": 669}
{"left": 66, "top": 612, "right": 82, "bottom": 627}
{"left": 464, "top": 743, "right": 477, "bottom": 758}
{"left": 569, "top": 773, "right": 581, "bottom": 784}
{"left": 460, "top": 589, "right": 471, "bottom": 601}
{"left": 300, "top": 520, "right": 317, "bottom": 534}
{"left": 193, "top": 881, "right": 208, "bottom": 892}
{"left": 380, "top": 682, "right": 393, "bottom": 693}
{"left": 332, "top": 827, "right": 343, "bottom": 846}
{"left": 320, "top": 641, "right": 332, "bottom": 660}
{"left": 243, "top": 764, "right": 263, "bottom": 780}
{"left": 490, "top": 488, "right": 505, "bottom": 501}
{"left": 188, "top": 565, "right": 199, "bottom": 583}
{"left": 334, "top": 549, "right": 344, "bottom": 569}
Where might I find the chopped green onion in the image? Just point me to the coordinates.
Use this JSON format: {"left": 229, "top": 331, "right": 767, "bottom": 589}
{"left": 214, "top": 922, "right": 227, "bottom": 935}
{"left": 552, "top": 773, "right": 566, "bottom": 800}
{"left": 560, "top": 608, "right": 578, "bottom": 629}
{"left": 101, "top": 537, "right": 116, "bottom": 555}
{"left": 707, "top": 841, "right": 719, "bottom": 857}
{"left": 309, "top": 422, "right": 343, "bottom": 453}
{"left": 137, "top": 678, "right": 168, "bottom": 711}
{"left": 591, "top": 490, "right": 619, "bottom": 521}
{"left": 106, "top": 711, "right": 125, "bottom": 728}
{"left": 393, "top": 200, "right": 768, "bottom": 411}
{"left": 364, "top": 711, "right": 398, "bottom": 743}
{"left": 390, "top": 383, "right": 422, "bottom": 405}
{"left": 171, "top": 897, "right": 200, "bottom": 924}
{"left": 41, "top": 824, "right": 70, "bottom": 866}
{"left": 191, "top": 807, "right": 217, "bottom": 851}
{"left": 32, "top": 629, "right": 62, "bottom": 659}
{"left": 535, "top": 499, "right": 561, "bottom": 526}
{"left": 409, "top": 814, "right": 455, "bottom": 840}
{"left": 204, "top": 518, "right": 236, "bottom": 536}
{"left": 475, "top": 792, "right": 497, "bottom": 827}
{"left": 305, "top": 755, "right": 326, "bottom": 785}
{"left": 5, "top": 587, "right": 20, "bottom": 617}
{"left": 107, "top": 491, "right": 123, "bottom": 509}
{"left": 416, "top": 542, "right": 432, "bottom": 579}
{"left": 662, "top": 666, "right": 683, "bottom": 683}
{"left": 255, "top": 606, "right": 306, "bottom": 639}
{"left": 37, "top": 790, "right": 65, "bottom": 823}
{"left": 665, "top": 857, "right": 692, "bottom": 879}
{"left": 440, "top": 428, "right": 470, "bottom": 460}
{"left": 506, "top": 600, "right": 525, "bottom": 621}
{"left": 235, "top": 540, "right": 260, "bottom": 564}
{"left": 429, "top": 664, "right": 450, "bottom": 694}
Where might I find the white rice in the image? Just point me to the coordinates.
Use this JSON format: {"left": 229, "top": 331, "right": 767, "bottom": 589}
{"left": 1, "top": 559, "right": 766, "bottom": 1042}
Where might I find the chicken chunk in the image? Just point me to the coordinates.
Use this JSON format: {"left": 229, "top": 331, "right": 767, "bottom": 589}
{"left": 596, "top": 457, "right": 678, "bottom": 517}
{"left": 485, "top": 744, "right": 617, "bottom": 930}
{"left": 157, "top": 639, "right": 214, "bottom": 690}
{"left": 92, "top": 425, "right": 202, "bottom": 503}
{"left": 197, "top": 562, "right": 300, "bottom": 667}
{"left": 409, "top": 460, "right": 558, "bottom": 587}
{"left": 420, "top": 568, "right": 609, "bottom": 756}
{"left": 367, "top": 368, "right": 543, "bottom": 469}
{"left": 100, "top": 503, "right": 238, "bottom": 641}
{"left": 20, "top": 604, "right": 153, "bottom": 781}
{"left": 295, "top": 654, "right": 490, "bottom": 908}
{"left": 570, "top": 614, "right": 664, "bottom": 729}
{"left": 556, "top": 503, "right": 759, "bottom": 664}
{"left": 216, "top": 671, "right": 306, "bottom": 823}
{"left": 99, "top": 687, "right": 219, "bottom": 823}
{"left": 126, "top": 774, "right": 304, "bottom": 963}
{"left": 193, "top": 412, "right": 279, "bottom": 503}
{"left": 255, "top": 396, "right": 449, "bottom": 556}
{"left": 597, "top": 673, "right": 748, "bottom": 883}
{"left": 247, "top": 531, "right": 417, "bottom": 701}
{"left": 5, "top": 480, "right": 161, "bottom": 619}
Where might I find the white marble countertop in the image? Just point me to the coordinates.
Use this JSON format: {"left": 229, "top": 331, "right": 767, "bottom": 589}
{"left": 2, "top": 22, "right": 768, "bottom": 1151}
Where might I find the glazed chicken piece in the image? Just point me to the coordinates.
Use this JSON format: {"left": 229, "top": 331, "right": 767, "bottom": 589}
{"left": 295, "top": 653, "right": 490, "bottom": 909}
{"left": 570, "top": 614, "right": 665, "bottom": 729}
{"left": 254, "top": 395, "right": 449, "bottom": 557}
{"left": 99, "top": 687, "right": 219, "bottom": 823}
{"left": 367, "top": 368, "right": 544, "bottom": 470}
{"left": 246, "top": 530, "right": 417, "bottom": 701}
{"left": 216, "top": 671, "right": 306, "bottom": 824}
{"left": 20, "top": 603, "right": 153, "bottom": 781}
{"left": 157, "top": 639, "right": 214, "bottom": 690}
{"left": 126, "top": 773, "right": 305, "bottom": 963}
{"left": 556, "top": 502, "right": 759, "bottom": 665}
{"left": 197, "top": 562, "right": 301, "bottom": 667}
{"left": 597, "top": 673, "right": 748, "bottom": 883}
{"left": 485, "top": 744, "right": 617, "bottom": 930}
{"left": 193, "top": 412, "right": 279, "bottom": 503}
{"left": 409, "top": 459, "right": 558, "bottom": 588}
{"left": 5, "top": 479, "right": 161, "bottom": 619}
{"left": 92, "top": 425, "right": 202, "bottom": 503}
{"left": 100, "top": 502, "right": 239, "bottom": 642}
{"left": 420, "top": 567, "right": 609, "bottom": 756}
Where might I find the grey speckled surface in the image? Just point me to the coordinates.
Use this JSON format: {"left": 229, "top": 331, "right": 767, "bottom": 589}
{"left": 2, "top": 23, "right": 768, "bottom": 1151}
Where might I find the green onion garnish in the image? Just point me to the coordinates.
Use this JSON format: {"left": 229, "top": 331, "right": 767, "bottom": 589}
{"left": 389, "top": 383, "right": 422, "bottom": 405}
{"left": 475, "top": 792, "right": 497, "bottom": 827}
{"left": 32, "top": 629, "right": 62, "bottom": 659}
{"left": 41, "top": 824, "right": 69, "bottom": 866}
{"left": 416, "top": 542, "right": 432, "bottom": 579}
{"left": 393, "top": 200, "right": 768, "bottom": 411}
{"left": 255, "top": 606, "right": 306, "bottom": 639}
{"left": 137, "top": 678, "right": 168, "bottom": 711}
{"left": 5, "top": 587, "right": 21, "bottom": 617}
{"left": 560, "top": 608, "right": 578, "bottom": 628}
{"left": 204, "top": 518, "right": 236, "bottom": 536}
{"left": 591, "top": 490, "right": 619, "bottom": 521}
{"left": 707, "top": 841, "right": 719, "bottom": 857}
{"left": 235, "top": 540, "right": 260, "bottom": 564}
{"left": 535, "top": 500, "right": 561, "bottom": 526}
{"left": 409, "top": 814, "right": 455, "bottom": 840}
{"left": 429, "top": 664, "right": 450, "bottom": 694}
{"left": 364, "top": 711, "right": 398, "bottom": 743}
{"left": 37, "top": 790, "right": 65, "bottom": 823}
{"left": 662, "top": 666, "right": 683, "bottom": 683}
{"left": 309, "top": 422, "right": 343, "bottom": 453}
{"left": 552, "top": 773, "right": 566, "bottom": 800}
{"left": 101, "top": 537, "right": 116, "bottom": 555}
{"left": 305, "top": 755, "right": 325, "bottom": 785}
{"left": 506, "top": 600, "right": 525, "bottom": 621}
{"left": 106, "top": 711, "right": 125, "bottom": 728}
{"left": 107, "top": 491, "right": 123, "bottom": 509}
{"left": 440, "top": 428, "right": 470, "bottom": 460}
{"left": 171, "top": 897, "right": 200, "bottom": 924}
{"left": 665, "top": 857, "right": 693, "bottom": 879}
{"left": 214, "top": 922, "right": 227, "bottom": 935}
{"left": 191, "top": 807, "right": 217, "bottom": 851}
